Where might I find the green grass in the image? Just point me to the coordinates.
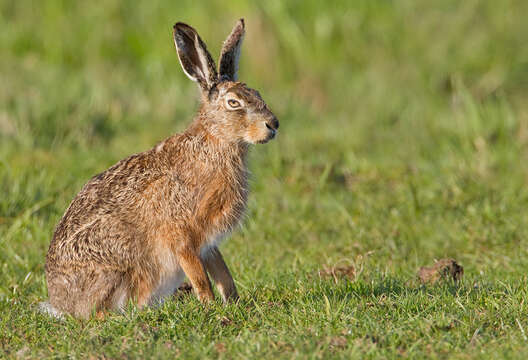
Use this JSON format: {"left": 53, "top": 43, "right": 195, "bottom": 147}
{"left": 2, "top": 0, "right": 528, "bottom": 358}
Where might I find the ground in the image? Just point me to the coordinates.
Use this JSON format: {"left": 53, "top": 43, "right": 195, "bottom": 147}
{"left": 1, "top": 0, "right": 528, "bottom": 358}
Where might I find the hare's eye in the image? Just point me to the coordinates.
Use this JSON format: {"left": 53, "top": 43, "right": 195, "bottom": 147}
{"left": 227, "top": 99, "right": 241, "bottom": 109}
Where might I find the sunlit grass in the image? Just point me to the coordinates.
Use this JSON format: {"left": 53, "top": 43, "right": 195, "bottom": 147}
{"left": 2, "top": 0, "right": 528, "bottom": 358}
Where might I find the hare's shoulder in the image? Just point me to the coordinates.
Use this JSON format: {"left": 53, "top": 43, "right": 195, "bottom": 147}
{"left": 91, "top": 149, "right": 168, "bottom": 190}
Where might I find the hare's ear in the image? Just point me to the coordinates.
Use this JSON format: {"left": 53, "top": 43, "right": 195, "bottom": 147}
{"left": 219, "top": 19, "right": 245, "bottom": 81}
{"left": 173, "top": 22, "right": 218, "bottom": 91}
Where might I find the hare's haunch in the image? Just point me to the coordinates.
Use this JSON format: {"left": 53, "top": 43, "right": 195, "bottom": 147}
{"left": 42, "top": 19, "right": 279, "bottom": 319}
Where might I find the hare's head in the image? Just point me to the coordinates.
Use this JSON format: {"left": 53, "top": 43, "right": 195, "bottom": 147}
{"left": 173, "top": 19, "right": 279, "bottom": 144}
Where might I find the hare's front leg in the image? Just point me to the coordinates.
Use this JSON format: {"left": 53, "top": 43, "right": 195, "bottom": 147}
{"left": 176, "top": 247, "right": 214, "bottom": 303}
{"left": 203, "top": 246, "right": 239, "bottom": 302}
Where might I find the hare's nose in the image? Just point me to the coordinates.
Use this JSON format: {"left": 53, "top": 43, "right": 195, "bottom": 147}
{"left": 267, "top": 116, "right": 279, "bottom": 130}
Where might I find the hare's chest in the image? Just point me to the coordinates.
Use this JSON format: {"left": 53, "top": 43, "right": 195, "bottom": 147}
{"left": 198, "top": 194, "right": 246, "bottom": 257}
{"left": 198, "top": 175, "right": 248, "bottom": 239}
{"left": 210, "top": 184, "right": 248, "bottom": 231}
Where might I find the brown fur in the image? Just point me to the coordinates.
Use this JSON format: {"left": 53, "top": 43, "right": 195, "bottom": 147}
{"left": 42, "top": 19, "right": 279, "bottom": 319}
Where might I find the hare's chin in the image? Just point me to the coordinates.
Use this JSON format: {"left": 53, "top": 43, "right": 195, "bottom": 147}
{"left": 255, "top": 133, "right": 276, "bottom": 144}
{"left": 244, "top": 131, "right": 275, "bottom": 144}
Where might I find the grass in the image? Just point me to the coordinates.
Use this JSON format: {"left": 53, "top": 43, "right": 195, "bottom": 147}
{"left": 2, "top": 0, "right": 528, "bottom": 358}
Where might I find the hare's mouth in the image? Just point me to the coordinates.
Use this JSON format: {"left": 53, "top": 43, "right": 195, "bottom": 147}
{"left": 265, "top": 123, "right": 277, "bottom": 139}
{"left": 256, "top": 129, "right": 276, "bottom": 144}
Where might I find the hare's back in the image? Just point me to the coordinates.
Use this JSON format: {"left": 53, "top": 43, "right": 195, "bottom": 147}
{"left": 48, "top": 150, "right": 170, "bottom": 266}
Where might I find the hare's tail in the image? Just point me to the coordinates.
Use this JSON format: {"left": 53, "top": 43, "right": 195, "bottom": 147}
{"left": 39, "top": 301, "right": 64, "bottom": 319}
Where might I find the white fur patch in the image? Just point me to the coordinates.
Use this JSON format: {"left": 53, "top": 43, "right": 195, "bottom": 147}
{"left": 39, "top": 302, "right": 64, "bottom": 319}
{"left": 194, "top": 34, "right": 211, "bottom": 83}
{"left": 155, "top": 141, "right": 165, "bottom": 153}
{"left": 111, "top": 287, "right": 129, "bottom": 311}
{"left": 150, "top": 251, "right": 185, "bottom": 304}
{"left": 200, "top": 232, "right": 228, "bottom": 259}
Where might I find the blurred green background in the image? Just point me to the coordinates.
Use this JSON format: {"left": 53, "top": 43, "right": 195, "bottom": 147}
{"left": 2, "top": 0, "right": 528, "bottom": 358}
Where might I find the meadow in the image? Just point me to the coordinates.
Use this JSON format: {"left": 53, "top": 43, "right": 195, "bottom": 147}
{"left": 2, "top": 0, "right": 528, "bottom": 358}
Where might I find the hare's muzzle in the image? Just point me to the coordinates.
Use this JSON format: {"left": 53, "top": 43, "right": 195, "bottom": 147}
{"left": 265, "top": 116, "right": 279, "bottom": 139}
{"left": 268, "top": 116, "right": 279, "bottom": 130}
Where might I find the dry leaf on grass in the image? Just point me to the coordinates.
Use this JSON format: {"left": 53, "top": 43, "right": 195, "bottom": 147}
{"left": 318, "top": 264, "right": 357, "bottom": 282}
{"left": 178, "top": 282, "right": 193, "bottom": 292}
{"left": 317, "top": 253, "right": 373, "bottom": 283}
{"left": 418, "top": 258, "right": 464, "bottom": 284}
{"left": 220, "top": 316, "right": 233, "bottom": 327}
{"left": 173, "top": 282, "right": 193, "bottom": 299}
{"left": 214, "top": 342, "right": 226, "bottom": 353}
{"left": 329, "top": 336, "right": 347, "bottom": 349}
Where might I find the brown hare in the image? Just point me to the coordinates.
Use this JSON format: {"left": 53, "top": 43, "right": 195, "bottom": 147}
{"left": 41, "top": 19, "right": 279, "bottom": 319}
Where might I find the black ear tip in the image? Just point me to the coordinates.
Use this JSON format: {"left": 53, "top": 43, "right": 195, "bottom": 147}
{"left": 238, "top": 18, "right": 245, "bottom": 28}
{"left": 173, "top": 22, "right": 198, "bottom": 41}
{"left": 173, "top": 23, "right": 183, "bottom": 36}
{"left": 173, "top": 22, "right": 193, "bottom": 32}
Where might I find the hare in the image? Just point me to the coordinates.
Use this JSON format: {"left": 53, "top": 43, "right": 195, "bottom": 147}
{"left": 41, "top": 19, "right": 279, "bottom": 319}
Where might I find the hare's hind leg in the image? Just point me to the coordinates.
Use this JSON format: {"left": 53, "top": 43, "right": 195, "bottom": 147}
{"left": 202, "top": 246, "right": 238, "bottom": 302}
{"left": 47, "top": 267, "right": 128, "bottom": 319}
